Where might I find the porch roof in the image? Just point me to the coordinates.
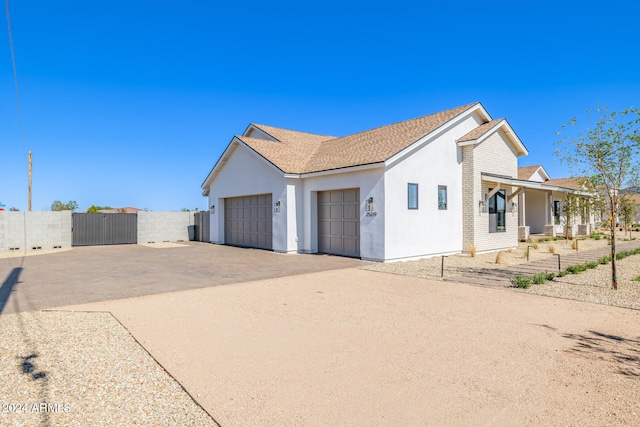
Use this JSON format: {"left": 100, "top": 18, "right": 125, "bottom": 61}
{"left": 481, "top": 172, "right": 593, "bottom": 196}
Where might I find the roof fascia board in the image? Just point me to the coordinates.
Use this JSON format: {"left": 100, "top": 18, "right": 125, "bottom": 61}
{"left": 536, "top": 165, "right": 550, "bottom": 181}
{"left": 457, "top": 120, "right": 528, "bottom": 157}
{"left": 385, "top": 104, "right": 486, "bottom": 168}
{"left": 242, "top": 124, "right": 279, "bottom": 141}
{"left": 201, "top": 137, "right": 240, "bottom": 190}
{"left": 481, "top": 173, "right": 591, "bottom": 195}
{"left": 285, "top": 162, "right": 384, "bottom": 179}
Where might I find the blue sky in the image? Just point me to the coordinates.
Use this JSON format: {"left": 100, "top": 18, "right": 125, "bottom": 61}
{"left": 1, "top": 1, "right": 639, "bottom": 211}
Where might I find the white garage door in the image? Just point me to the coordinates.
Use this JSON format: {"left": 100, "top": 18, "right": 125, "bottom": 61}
{"left": 318, "top": 189, "right": 360, "bottom": 257}
{"left": 224, "top": 194, "right": 272, "bottom": 250}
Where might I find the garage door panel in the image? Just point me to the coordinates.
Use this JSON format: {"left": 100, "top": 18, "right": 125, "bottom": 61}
{"left": 318, "top": 220, "right": 329, "bottom": 235}
{"left": 225, "top": 194, "right": 273, "bottom": 250}
{"left": 343, "top": 221, "right": 357, "bottom": 237}
{"left": 330, "top": 205, "right": 342, "bottom": 219}
{"left": 330, "top": 191, "right": 343, "bottom": 203}
{"left": 343, "top": 189, "right": 357, "bottom": 203}
{"left": 318, "top": 192, "right": 330, "bottom": 203}
{"left": 319, "top": 205, "right": 330, "bottom": 218}
{"left": 318, "top": 189, "right": 360, "bottom": 257}
{"left": 343, "top": 204, "right": 357, "bottom": 219}
{"left": 343, "top": 238, "right": 358, "bottom": 256}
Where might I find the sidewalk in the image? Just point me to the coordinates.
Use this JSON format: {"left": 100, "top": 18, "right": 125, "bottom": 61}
{"left": 446, "top": 239, "right": 640, "bottom": 287}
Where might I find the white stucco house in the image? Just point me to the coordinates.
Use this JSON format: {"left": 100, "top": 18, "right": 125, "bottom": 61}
{"left": 201, "top": 102, "right": 592, "bottom": 262}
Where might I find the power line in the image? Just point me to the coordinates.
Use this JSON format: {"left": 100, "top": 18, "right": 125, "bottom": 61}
{"left": 5, "top": 0, "right": 28, "bottom": 171}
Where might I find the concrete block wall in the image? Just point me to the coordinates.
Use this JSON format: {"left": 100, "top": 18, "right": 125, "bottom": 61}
{"left": 137, "top": 212, "right": 194, "bottom": 244}
{"left": 0, "top": 211, "right": 72, "bottom": 253}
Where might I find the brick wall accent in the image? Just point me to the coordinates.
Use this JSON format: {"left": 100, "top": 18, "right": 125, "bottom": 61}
{"left": 462, "top": 130, "right": 520, "bottom": 253}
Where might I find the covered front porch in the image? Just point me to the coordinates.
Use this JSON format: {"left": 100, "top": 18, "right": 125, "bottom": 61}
{"left": 481, "top": 173, "right": 595, "bottom": 241}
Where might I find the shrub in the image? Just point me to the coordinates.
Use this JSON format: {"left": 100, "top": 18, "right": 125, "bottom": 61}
{"left": 546, "top": 272, "right": 556, "bottom": 281}
{"left": 634, "top": 276, "right": 640, "bottom": 282}
{"left": 598, "top": 256, "right": 610, "bottom": 265}
{"left": 548, "top": 244, "right": 556, "bottom": 254}
{"left": 566, "top": 265, "right": 579, "bottom": 274}
{"left": 495, "top": 251, "right": 505, "bottom": 264}
{"left": 558, "top": 270, "right": 568, "bottom": 277}
{"left": 468, "top": 244, "right": 477, "bottom": 257}
{"left": 594, "top": 235, "right": 601, "bottom": 240}
{"left": 532, "top": 273, "right": 548, "bottom": 284}
{"left": 572, "top": 239, "right": 578, "bottom": 250}
{"left": 584, "top": 261, "right": 598, "bottom": 269}
{"left": 511, "top": 275, "right": 533, "bottom": 288}
{"left": 532, "top": 241, "right": 539, "bottom": 250}
{"left": 526, "top": 238, "right": 532, "bottom": 243}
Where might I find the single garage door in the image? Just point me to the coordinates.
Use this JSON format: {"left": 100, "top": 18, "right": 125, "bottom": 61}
{"left": 318, "top": 189, "right": 360, "bottom": 257}
{"left": 225, "top": 194, "right": 273, "bottom": 250}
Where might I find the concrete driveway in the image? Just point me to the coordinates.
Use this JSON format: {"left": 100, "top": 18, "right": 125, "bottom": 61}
{"left": 0, "top": 242, "right": 362, "bottom": 314}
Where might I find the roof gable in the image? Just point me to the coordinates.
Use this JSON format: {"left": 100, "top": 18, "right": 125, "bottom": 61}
{"left": 456, "top": 119, "right": 528, "bottom": 156}
{"left": 518, "top": 165, "right": 550, "bottom": 181}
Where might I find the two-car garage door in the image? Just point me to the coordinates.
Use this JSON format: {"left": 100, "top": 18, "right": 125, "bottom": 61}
{"left": 224, "top": 194, "right": 273, "bottom": 250}
{"left": 318, "top": 189, "right": 360, "bottom": 258}
{"left": 224, "top": 190, "right": 361, "bottom": 257}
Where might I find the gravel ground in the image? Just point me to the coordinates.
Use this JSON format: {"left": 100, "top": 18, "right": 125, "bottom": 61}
{"left": 362, "top": 232, "right": 640, "bottom": 309}
{"left": 0, "top": 311, "right": 216, "bottom": 427}
{"left": 0, "top": 248, "right": 72, "bottom": 259}
{"left": 520, "top": 255, "right": 640, "bottom": 310}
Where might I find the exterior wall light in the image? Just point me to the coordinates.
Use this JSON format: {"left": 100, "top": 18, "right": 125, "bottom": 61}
{"left": 210, "top": 205, "right": 215, "bottom": 214}
{"left": 274, "top": 201, "right": 281, "bottom": 213}
{"left": 511, "top": 201, "right": 517, "bottom": 212}
{"left": 366, "top": 197, "right": 374, "bottom": 212}
{"left": 478, "top": 200, "right": 485, "bottom": 214}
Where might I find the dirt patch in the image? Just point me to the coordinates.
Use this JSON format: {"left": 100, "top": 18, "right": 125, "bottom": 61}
{"left": 60, "top": 268, "right": 640, "bottom": 426}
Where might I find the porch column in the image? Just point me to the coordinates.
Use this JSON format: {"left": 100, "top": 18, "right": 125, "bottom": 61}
{"left": 517, "top": 190, "right": 529, "bottom": 241}
{"left": 518, "top": 190, "right": 526, "bottom": 226}
{"left": 544, "top": 192, "right": 555, "bottom": 237}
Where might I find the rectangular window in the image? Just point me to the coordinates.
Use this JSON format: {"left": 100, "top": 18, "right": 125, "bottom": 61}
{"left": 553, "top": 201, "right": 562, "bottom": 224}
{"left": 408, "top": 183, "right": 418, "bottom": 209}
{"left": 438, "top": 185, "right": 447, "bottom": 210}
{"left": 488, "top": 189, "right": 506, "bottom": 233}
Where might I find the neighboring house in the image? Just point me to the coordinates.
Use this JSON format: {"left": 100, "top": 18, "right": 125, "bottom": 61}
{"left": 96, "top": 207, "right": 140, "bottom": 214}
{"left": 201, "top": 102, "right": 589, "bottom": 262}
{"left": 624, "top": 193, "right": 640, "bottom": 225}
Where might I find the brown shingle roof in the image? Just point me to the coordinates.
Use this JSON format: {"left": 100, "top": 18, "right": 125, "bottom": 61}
{"left": 250, "top": 124, "right": 336, "bottom": 145}
{"left": 545, "top": 177, "right": 586, "bottom": 191}
{"left": 237, "top": 135, "right": 324, "bottom": 173}
{"left": 457, "top": 119, "right": 503, "bottom": 142}
{"left": 518, "top": 165, "right": 542, "bottom": 180}
{"left": 301, "top": 103, "right": 478, "bottom": 173}
{"left": 235, "top": 103, "right": 480, "bottom": 174}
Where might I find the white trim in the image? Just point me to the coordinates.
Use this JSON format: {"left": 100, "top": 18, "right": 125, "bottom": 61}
{"left": 481, "top": 173, "right": 592, "bottom": 196}
{"left": 283, "top": 162, "right": 384, "bottom": 179}
{"left": 457, "top": 120, "right": 528, "bottom": 156}
{"left": 243, "top": 124, "right": 279, "bottom": 141}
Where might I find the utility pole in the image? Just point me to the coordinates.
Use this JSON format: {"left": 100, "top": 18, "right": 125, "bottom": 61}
{"left": 28, "top": 150, "right": 32, "bottom": 211}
